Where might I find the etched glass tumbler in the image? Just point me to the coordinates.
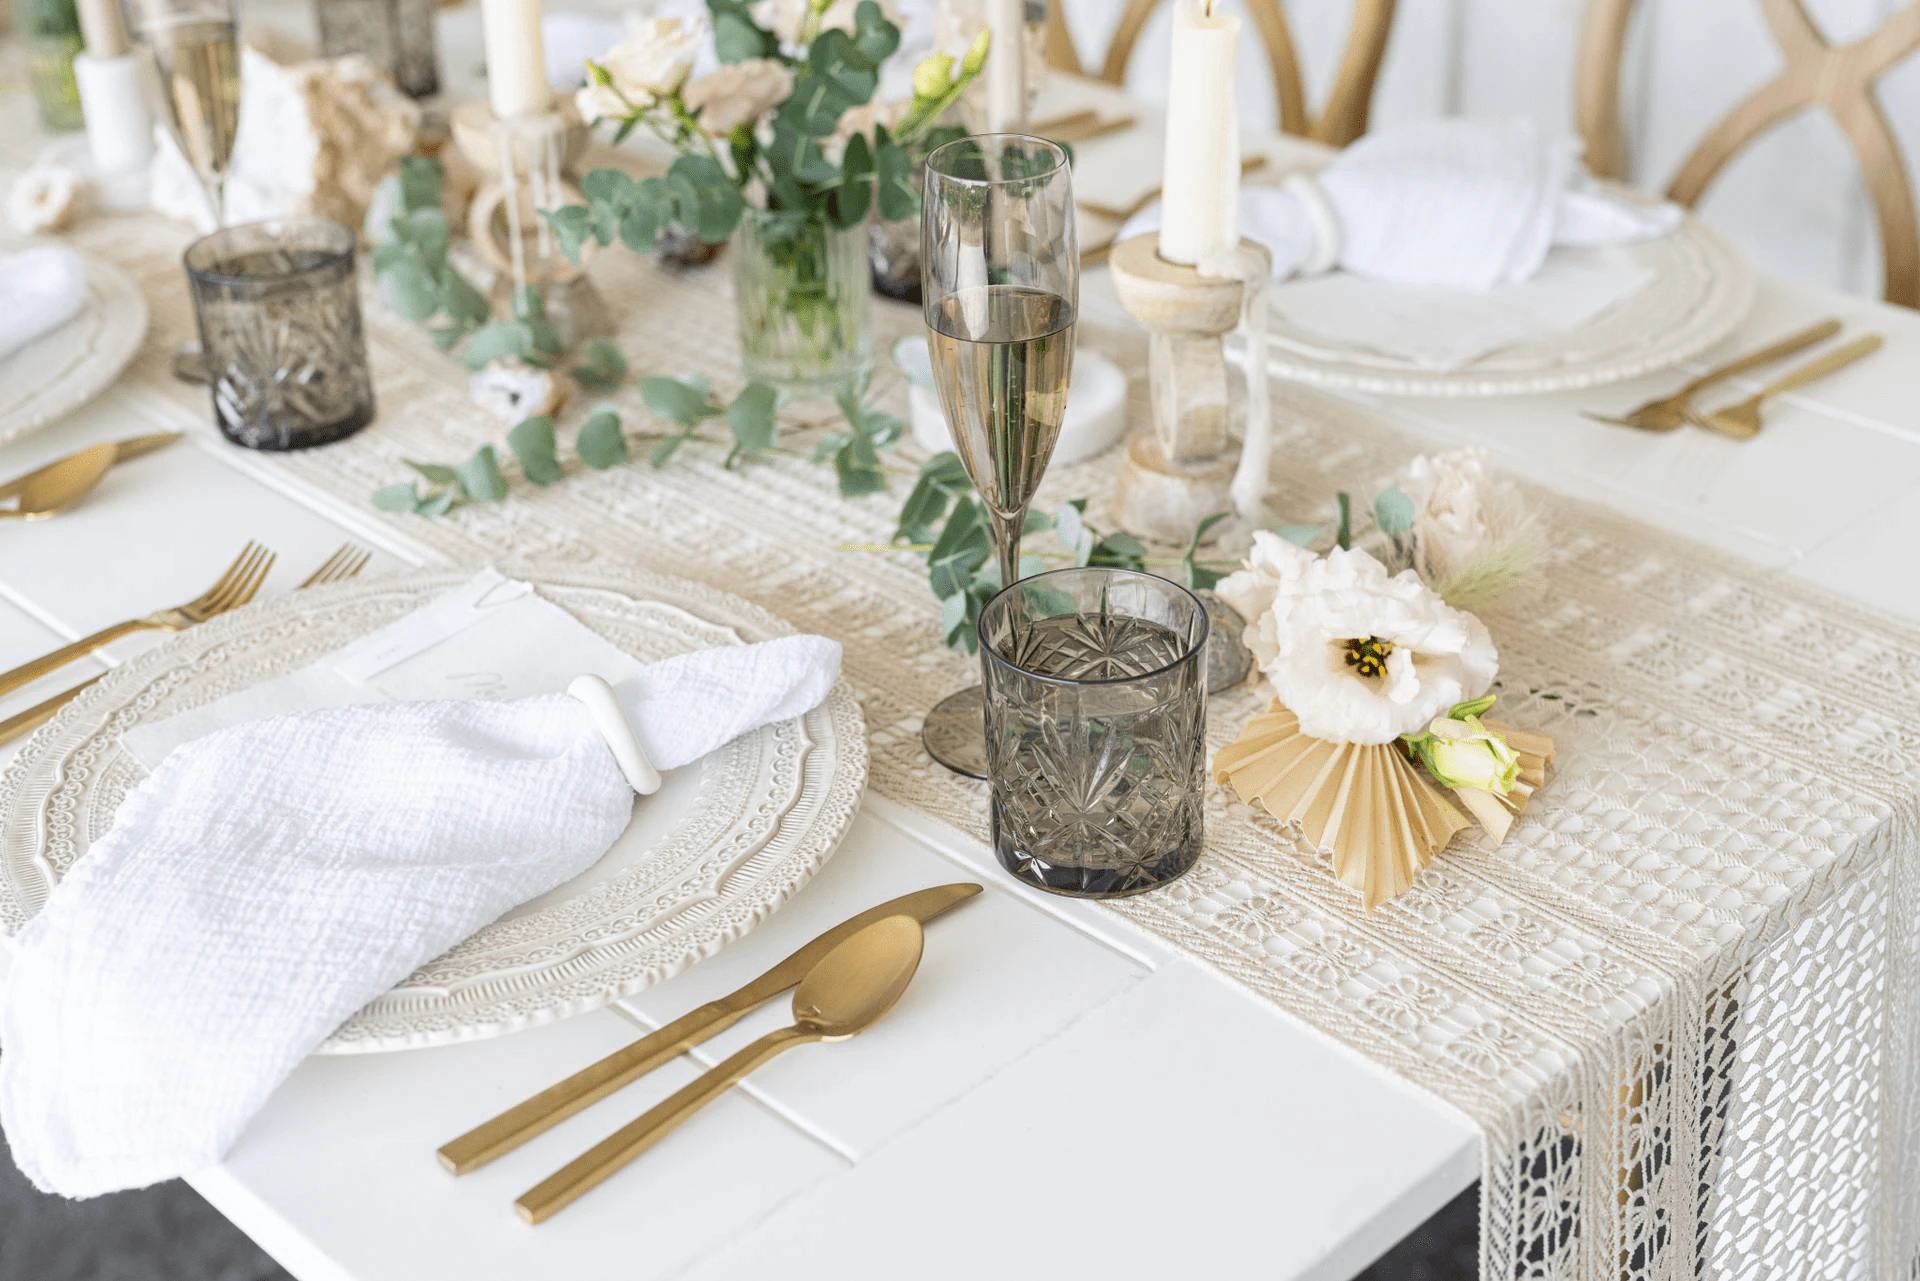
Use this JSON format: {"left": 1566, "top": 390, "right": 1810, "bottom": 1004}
{"left": 184, "top": 218, "right": 375, "bottom": 450}
{"left": 980, "top": 567, "right": 1209, "bottom": 898}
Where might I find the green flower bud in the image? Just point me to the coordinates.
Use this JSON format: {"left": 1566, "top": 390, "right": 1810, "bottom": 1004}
{"left": 1411, "top": 714, "right": 1520, "bottom": 794}
{"left": 962, "top": 29, "right": 991, "bottom": 77}
{"left": 912, "top": 53, "right": 954, "bottom": 99}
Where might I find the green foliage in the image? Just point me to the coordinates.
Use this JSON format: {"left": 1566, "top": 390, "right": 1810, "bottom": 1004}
{"left": 577, "top": 406, "right": 628, "bottom": 470}
{"left": 1181, "top": 512, "right": 1233, "bottom": 591}
{"left": 370, "top": 157, "right": 492, "bottom": 352}
{"left": 571, "top": 338, "right": 628, "bottom": 390}
{"left": 816, "top": 387, "right": 904, "bottom": 497}
{"left": 507, "top": 416, "right": 562, "bottom": 486}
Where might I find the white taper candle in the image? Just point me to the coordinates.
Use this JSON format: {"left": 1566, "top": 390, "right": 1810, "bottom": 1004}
{"left": 1158, "top": 0, "right": 1241, "bottom": 268}
{"left": 984, "top": 0, "right": 1025, "bottom": 132}
{"left": 481, "top": 0, "right": 550, "bottom": 119}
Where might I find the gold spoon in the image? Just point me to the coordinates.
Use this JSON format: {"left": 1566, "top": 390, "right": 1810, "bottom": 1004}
{"left": 0, "top": 442, "right": 117, "bottom": 521}
{"left": 514, "top": 915, "right": 926, "bottom": 1224}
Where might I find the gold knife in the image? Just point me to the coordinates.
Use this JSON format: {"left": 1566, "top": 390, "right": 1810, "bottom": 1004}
{"left": 436, "top": 881, "right": 984, "bottom": 1175}
{"left": 0, "top": 432, "right": 184, "bottom": 504}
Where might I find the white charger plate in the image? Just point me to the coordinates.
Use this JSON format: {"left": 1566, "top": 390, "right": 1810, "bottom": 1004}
{"left": 1262, "top": 209, "right": 1756, "bottom": 398}
{"left": 0, "top": 253, "right": 148, "bottom": 445}
{"left": 0, "top": 567, "right": 867, "bottom": 1053}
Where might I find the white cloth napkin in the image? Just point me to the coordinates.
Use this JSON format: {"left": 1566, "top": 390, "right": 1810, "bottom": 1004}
{"left": 0, "top": 581, "right": 840, "bottom": 1198}
{"left": 0, "top": 246, "right": 86, "bottom": 363}
{"left": 1123, "top": 117, "right": 1681, "bottom": 290}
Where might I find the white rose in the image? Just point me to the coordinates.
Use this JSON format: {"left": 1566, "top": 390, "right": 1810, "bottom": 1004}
{"left": 750, "top": 0, "right": 901, "bottom": 45}
{"left": 683, "top": 58, "right": 794, "bottom": 136}
{"left": 575, "top": 79, "right": 633, "bottom": 125}
{"left": 1225, "top": 543, "right": 1499, "bottom": 745}
{"left": 600, "top": 15, "right": 707, "bottom": 105}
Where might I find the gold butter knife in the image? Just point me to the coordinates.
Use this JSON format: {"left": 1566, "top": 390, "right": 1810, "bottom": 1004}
{"left": 436, "top": 882, "right": 984, "bottom": 1175}
{"left": 0, "top": 432, "right": 183, "bottom": 504}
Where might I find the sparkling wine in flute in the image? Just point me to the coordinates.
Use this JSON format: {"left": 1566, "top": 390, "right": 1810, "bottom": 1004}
{"left": 145, "top": 17, "right": 241, "bottom": 193}
{"left": 927, "top": 285, "right": 1077, "bottom": 586}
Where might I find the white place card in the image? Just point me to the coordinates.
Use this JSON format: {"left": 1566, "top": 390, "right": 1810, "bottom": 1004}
{"left": 118, "top": 569, "right": 642, "bottom": 771}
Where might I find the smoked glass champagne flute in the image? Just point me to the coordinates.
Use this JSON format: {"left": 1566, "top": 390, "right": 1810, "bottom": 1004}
{"left": 124, "top": 0, "right": 240, "bottom": 379}
{"left": 918, "top": 134, "right": 1078, "bottom": 777}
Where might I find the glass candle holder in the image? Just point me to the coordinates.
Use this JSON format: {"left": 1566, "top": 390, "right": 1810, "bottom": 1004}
{"left": 18, "top": 0, "right": 85, "bottom": 130}
{"left": 316, "top": 0, "right": 438, "bottom": 97}
{"left": 979, "top": 567, "right": 1209, "bottom": 898}
{"left": 184, "top": 218, "right": 376, "bottom": 451}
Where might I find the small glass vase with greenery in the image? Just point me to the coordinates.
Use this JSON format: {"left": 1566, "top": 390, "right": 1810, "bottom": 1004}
{"left": 550, "top": 0, "right": 990, "bottom": 400}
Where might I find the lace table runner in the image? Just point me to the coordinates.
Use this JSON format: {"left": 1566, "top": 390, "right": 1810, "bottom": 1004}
{"left": 54, "top": 207, "right": 1920, "bottom": 1281}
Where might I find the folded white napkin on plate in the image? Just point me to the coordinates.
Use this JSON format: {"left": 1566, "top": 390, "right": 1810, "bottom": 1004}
{"left": 0, "top": 246, "right": 86, "bottom": 363}
{"left": 1123, "top": 117, "right": 1680, "bottom": 290}
{"left": 0, "top": 576, "right": 840, "bottom": 1198}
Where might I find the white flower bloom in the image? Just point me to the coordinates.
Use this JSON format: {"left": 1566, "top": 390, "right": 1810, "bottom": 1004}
{"left": 1220, "top": 541, "right": 1498, "bottom": 745}
{"left": 751, "top": 0, "right": 901, "bottom": 45}
{"left": 574, "top": 79, "right": 633, "bottom": 125}
{"left": 683, "top": 58, "right": 794, "bottom": 136}
{"left": 7, "top": 167, "right": 81, "bottom": 235}
{"left": 599, "top": 15, "right": 706, "bottom": 106}
{"left": 1400, "top": 447, "right": 1537, "bottom": 607}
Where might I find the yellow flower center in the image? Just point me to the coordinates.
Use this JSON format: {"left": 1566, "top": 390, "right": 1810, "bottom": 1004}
{"left": 1344, "top": 636, "right": 1394, "bottom": 680}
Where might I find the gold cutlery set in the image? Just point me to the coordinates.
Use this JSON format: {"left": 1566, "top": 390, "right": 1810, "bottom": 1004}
{"left": 0, "top": 541, "right": 372, "bottom": 745}
{"left": 437, "top": 882, "right": 983, "bottom": 1224}
{"left": 1585, "top": 318, "right": 1882, "bottom": 439}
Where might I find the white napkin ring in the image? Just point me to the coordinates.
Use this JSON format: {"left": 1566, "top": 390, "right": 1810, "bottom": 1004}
{"left": 1283, "top": 172, "right": 1341, "bottom": 276}
{"left": 567, "top": 674, "right": 661, "bottom": 796}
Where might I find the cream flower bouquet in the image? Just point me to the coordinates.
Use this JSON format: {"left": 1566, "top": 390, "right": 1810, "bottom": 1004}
{"left": 1212, "top": 460, "right": 1554, "bottom": 908}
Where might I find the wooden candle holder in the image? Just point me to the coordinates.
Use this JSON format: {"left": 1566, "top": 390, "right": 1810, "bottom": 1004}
{"left": 449, "top": 100, "right": 610, "bottom": 351}
{"left": 1107, "top": 234, "right": 1270, "bottom": 543}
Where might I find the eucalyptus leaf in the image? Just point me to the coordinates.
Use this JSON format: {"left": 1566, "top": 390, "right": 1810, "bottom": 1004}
{"left": 372, "top": 482, "right": 422, "bottom": 512}
{"left": 462, "top": 321, "right": 530, "bottom": 370}
{"left": 405, "top": 460, "right": 458, "bottom": 485}
{"left": 1271, "top": 523, "right": 1322, "bottom": 547}
{"left": 545, "top": 205, "right": 598, "bottom": 264}
{"left": 712, "top": 6, "right": 772, "bottom": 61}
{"left": 419, "top": 487, "right": 462, "bottom": 517}
{"left": 456, "top": 444, "right": 509, "bottom": 502}
{"left": 507, "top": 415, "right": 562, "bottom": 485}
{"left": 648, "top": 433, "right": 685, "bottom": 468}
{"left": 396, "top": 155, "right": 443, "bottom": 213}
{"left": 874, "top": 139, "right": 918, "bottom": 222}
{"left": 577, "top": 407, "right": 629, "bottom": 469}
{"left": 571, "top": 338, "right": 628, "bottom": 390}
{"left": 1374, "top": 485, "right": 1415, "bottom": 538}
{"left": 384, "top": 258, "right": 440, "bottom": 322}
{"left": 726, "top": 381, "right": 779, "bottom": 452}
{"left": 640, "top": 375, "right": 721, "bottom": 426}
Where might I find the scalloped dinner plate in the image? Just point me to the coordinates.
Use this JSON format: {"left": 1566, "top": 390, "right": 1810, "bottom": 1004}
{"left": 0, "top": 567, "right": 867, "bottom": 1053}
{"left": 0, "top": 252, "right": 148, "bottom": 445}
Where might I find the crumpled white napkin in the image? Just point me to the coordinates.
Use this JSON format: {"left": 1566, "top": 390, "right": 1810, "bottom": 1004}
{"left": 0, "top": 246, "right": 86, "bottom": 362}
{"left": 0, "top": 633, "right": 840, "bottom": 1198}
{"left": 1123, "top": 117, "right": 1681, "bottom": 290}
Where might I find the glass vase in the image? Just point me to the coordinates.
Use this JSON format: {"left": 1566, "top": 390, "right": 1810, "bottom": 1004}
{"left": 18, "top": 0, "right": 84, "bottom": 130}
{"left": 732, "top": 209, "right": 872, "bottom": 400}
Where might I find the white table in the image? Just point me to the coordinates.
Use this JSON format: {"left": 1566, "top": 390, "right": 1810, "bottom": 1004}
{"left": 3, "top": 67, "right": 1917, "bottom": 1281}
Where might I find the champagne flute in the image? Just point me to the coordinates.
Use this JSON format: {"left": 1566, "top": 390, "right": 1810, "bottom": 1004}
{"left": 124, "top": 0, "right": 240, "bottom": 380}
{"left": 919, "top": 134, "right": 1078, "bottom": 778}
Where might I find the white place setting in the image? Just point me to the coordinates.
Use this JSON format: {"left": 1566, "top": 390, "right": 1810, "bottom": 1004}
{"left": 1, "top": 1, "right": 1918, "bottom": 1280}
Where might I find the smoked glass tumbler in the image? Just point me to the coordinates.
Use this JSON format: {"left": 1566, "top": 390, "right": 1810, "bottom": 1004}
{"left": 980, "top": 567, "right": 1209, "bottom": 898}
{"left": 184, "top": 217, "right": 375, "bottom": 450}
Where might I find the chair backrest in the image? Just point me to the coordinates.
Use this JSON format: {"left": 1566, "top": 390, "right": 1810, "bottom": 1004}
{"left": 1044, "top": 0, "right": 1398, "bottom": 147}
{"left": 1577, "top": 0, "right": 1920, "bottom": 306}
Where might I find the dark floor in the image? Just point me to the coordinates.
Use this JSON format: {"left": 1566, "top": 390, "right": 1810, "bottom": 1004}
{"left": 1, "top": 1092, "right": 1475, "bottom": 1280}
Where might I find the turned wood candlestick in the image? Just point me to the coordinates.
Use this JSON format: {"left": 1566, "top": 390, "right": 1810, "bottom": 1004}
{"left": 449, "top": 99, "right": 610, "bottom": 351}
{"left": 1108, "top": 233, "right": 1270, "bottom": 543}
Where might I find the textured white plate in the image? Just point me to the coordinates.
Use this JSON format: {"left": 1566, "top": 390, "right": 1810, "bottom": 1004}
{"left": 0, "top": 567, "right": 867, "bottom": 1053}
{"left": 1263, "top": 212, "right": 1757, "bottom": 397}
{"left": 0, "top": 253, "right": 148, "bottom": 445}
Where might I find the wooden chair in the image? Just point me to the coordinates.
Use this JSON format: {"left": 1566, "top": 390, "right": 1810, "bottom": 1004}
{"left": 1577, "top": 0, "right": 1920, "bottom": 306}
{"left": 1043, "top": 0, "right": 1398, "bottom": 147}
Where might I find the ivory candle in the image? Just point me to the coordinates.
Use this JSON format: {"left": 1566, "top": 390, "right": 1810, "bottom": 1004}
{"left": 984, "top": 0, "right": 1024, "bottom": 132}
{"left": 1159, "top": 0, "right": 1240, "bottom": 267}
{"left": 481, "top": 0, "right": 550, "bottom": 118}
{"left": 76, "top": 0, "right": 128, "bottom": 57}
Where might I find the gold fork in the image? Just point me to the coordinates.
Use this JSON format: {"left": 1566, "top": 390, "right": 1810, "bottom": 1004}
{"left": 1580, "top": 318, "right": 1841, "bottom": 432}
{"left": 1685, "top": 333, "right": 1883, "bottom": 441}
{"left": 0, "top": 542, "right": 275, "bottom": 702}
{"left": 0, "top": 543, "right": 371, "bottom": 746}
